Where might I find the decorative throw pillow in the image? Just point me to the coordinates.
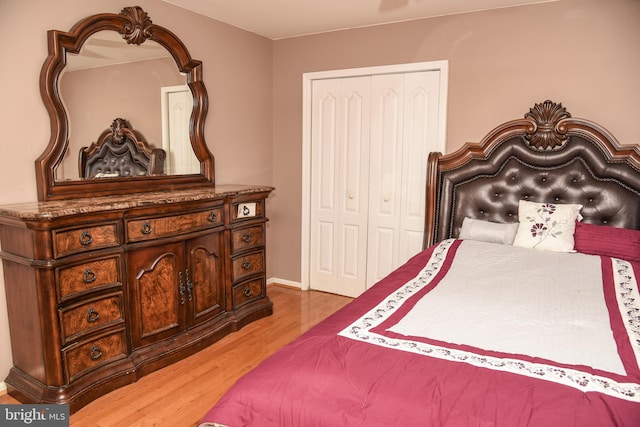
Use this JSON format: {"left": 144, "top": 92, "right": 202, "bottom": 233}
{"left": 458, "top": 217, "right": 519, "bottom": 245}
{"left": 574, "top": 222, "right": 640, "bottom": 263}
{"left": 512, "top": 200, "right": 583, "bottom": 252}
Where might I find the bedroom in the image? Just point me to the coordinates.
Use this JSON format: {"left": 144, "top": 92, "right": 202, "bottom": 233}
{"left": 0, "top": 0, "right": 639, "bottom": 425}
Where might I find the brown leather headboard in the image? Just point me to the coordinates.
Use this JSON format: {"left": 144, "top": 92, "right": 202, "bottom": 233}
{"left": 424, "top": 100, "right": 640, "bottom": 247}
{"left": 79, "top": 118, "right": 166, "bottom": 179}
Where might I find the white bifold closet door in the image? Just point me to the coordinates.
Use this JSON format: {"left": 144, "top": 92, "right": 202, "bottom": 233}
{"left": 310, "top": 70, "right": 442, "bottom": 298}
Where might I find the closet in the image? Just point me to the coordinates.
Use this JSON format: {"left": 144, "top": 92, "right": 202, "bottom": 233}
{"left": 308, "top": 65, "right": 446, "bottom": 297}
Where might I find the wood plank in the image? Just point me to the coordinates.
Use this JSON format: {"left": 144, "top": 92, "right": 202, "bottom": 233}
{"left": 0, "top": 285, "right": 352, "bottom": 426}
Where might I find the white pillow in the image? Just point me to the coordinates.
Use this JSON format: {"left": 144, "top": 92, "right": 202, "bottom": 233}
{"left": 512, "top": 200, "right": 583, "bottom": 252}
{"left": 459, "top": 217, "right": 519, "bottom": 245}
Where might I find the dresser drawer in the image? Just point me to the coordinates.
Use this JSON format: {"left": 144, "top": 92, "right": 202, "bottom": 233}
{"left": 231, "top": 224, "right": 265, "bottom": 254}
{"left": 231, "top": 250, "right": 265, "bottom": 282}
{"left": 57, "top": 256, "right": 122, "bottom": 302}
{"left": 53, "top": 223, "right": 119, "bottom": 258}
{"left": 63, "top": 329, "right": 127, "bottom": 383}
{"left": 232, "top": 277, "right": 265, "bottom": 309}
{"left": 59, "top": 293, "right": 125, "bottom": 344}
{"left": 231, "top": 198, "right": 265, "bottom": 223}
{"left": 126, "top": 207, "right": 223, "bottom": 242}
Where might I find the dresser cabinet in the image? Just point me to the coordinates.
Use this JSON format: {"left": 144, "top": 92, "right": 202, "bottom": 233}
{"left": 125, "top": 202, "right": 226, "bottom": 353}
{"left": 0, "top": 185, "right": 273, "bottom": 411}
{"left": 5, "top": 4, "right": 276, "bottom": 413}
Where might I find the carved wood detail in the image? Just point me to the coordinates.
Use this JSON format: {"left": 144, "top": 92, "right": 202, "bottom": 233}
{"left": 523, "top": 100, "right": 572, "bottom": 151}
{"left": 120, "top": 6, "right": 153, "bottom": 45}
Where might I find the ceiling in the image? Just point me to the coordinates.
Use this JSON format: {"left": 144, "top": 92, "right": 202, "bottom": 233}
{"left": 67, "top": 0, "right": 556, "bottom": 70}
{"left": 161, "top": 0, "right": 556, "bottom": 40}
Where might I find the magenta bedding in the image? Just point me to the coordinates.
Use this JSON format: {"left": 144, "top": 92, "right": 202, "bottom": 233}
{"left": 200, "top": 239, "right": 640, "bottom": 427}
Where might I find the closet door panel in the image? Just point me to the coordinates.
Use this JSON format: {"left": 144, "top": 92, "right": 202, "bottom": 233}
{"left": 398, "top": 71, "right": 442, "bottom": 263}
{"left": 367, "top": 74, "right": 405, "bottom": 287}
{"left": 310, "top": 77, "right": 370, "bottom": 297}
{"left": 338, "top": 80, "right": 371, "bottom": 297}
{"left": 310, "top": 81, "right": 339, "bottom": 294}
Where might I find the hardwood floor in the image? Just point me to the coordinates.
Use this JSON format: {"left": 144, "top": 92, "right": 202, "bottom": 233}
{"left": 0, "top": 285, "right": 353, "bottom": 426}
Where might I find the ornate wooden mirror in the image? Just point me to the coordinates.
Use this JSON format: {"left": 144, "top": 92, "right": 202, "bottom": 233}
{"left": 36, "top": 5, "right": 215, "bottom": 200}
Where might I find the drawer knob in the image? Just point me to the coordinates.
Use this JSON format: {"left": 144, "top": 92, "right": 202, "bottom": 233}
{"left": 242, "top": 260, "right": 251, "bottom": 270}
{"left": 89, "top": 345, "right": 103, "bottom": 361}
{"left": 79, "top": 231, "right": 93, "bottom": 246}
{"left": 86, "top": 308, "right": 100, "bottom": 323}
{"left": 242, "top": 233, "right": 252, "bottom": 243}
{"left": 141, "top": 221, "right": 153, "bottom": 235}
{"left": 83, "top": 268, "right": 97, "bottom": 284}
{"left": 244, "top": 286, "right": 252, "bottom": 297}
{"left": 208, "top": 211, "right": 218, "bottom": 222}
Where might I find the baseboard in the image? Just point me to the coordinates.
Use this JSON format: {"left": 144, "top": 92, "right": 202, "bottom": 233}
{"left": 267, "top": 277, "right": 302, "bottom": 290}
{"left": 0, "top": 381, "right": 7, "bottom": 395}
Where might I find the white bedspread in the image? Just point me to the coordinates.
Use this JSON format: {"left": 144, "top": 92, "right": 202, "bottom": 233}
{"left": 340, "top": 239, "right": 640, "bottom": 401}
{"left": 388, "top": 240, "right": 625, "bottom": 374}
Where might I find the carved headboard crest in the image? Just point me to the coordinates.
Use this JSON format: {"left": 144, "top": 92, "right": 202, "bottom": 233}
{"left": 111, "top": 117, "right": 131, "bottom": 144}
{"left": 523, "top": 100, "right": 571, "bottom": 151}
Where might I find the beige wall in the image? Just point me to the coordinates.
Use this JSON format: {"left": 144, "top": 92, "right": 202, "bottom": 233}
{"left": 0, "top": 0, "right": 639, "bottom": 390}
{"left": 270, "top": 0, "right": 640, "bottom": 284}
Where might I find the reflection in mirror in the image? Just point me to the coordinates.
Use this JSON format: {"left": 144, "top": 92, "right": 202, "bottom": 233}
{"left": 58, "top": 30, "right": 199, "bottom": 181}
{"left": 36, "top": 6, "right": 214, "bottom": 201}
{"left": 80, "top": 117, "right": 166, "bottom": 179}
{"left": 161, "top": 85, "right": 199, "bottom": 175}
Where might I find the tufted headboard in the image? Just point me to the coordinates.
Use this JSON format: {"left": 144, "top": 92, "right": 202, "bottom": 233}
{"left": 424, "top": 100, "right": 640, "bottom": 247}
{"left": 79, "top": 118, "right": 166, "bottom": 179}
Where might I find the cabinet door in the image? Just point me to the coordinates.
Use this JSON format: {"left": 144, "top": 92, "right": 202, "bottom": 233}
{"left": 186, "top": 232, "right": 225, "bottom": 327}
{"left": 128, "top": 242, "right": 185, "bottom": 349}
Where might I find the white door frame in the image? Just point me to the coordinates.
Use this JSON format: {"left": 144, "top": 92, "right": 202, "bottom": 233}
{"left": 301, "top": 60, "right": 448, "bottom": 291}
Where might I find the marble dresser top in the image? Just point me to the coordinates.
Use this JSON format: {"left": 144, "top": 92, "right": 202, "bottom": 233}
{"left": 0, "top": 184, "right": 274, "bottom": 220}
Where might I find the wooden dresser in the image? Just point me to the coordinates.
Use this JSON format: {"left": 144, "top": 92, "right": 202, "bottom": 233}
{"left": 0, "top": 184, "right": 273, "bottom": 411}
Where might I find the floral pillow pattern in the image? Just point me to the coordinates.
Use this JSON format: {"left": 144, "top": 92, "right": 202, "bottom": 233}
{"left": 512, "top": 200, "right": 583, "bottom": 252}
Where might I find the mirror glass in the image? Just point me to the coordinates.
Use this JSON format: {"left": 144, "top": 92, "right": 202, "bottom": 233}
{"left": 36, "top": 6, "right": 214, "bottom": 201}
{"left": 57, "top": 30, "right": 199, "bottom": 181}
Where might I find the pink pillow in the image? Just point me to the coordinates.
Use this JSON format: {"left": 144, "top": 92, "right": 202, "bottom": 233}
{"left": 574, "top": 222, "right": 640, "bottom": 263}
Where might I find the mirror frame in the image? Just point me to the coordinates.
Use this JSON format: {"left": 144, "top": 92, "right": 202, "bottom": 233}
{"left": 36, "top": 6, "right": 215, "bottom": 201}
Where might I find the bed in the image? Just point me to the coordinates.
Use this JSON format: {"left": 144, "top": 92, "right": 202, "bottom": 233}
{"left": 79, "top": 117, "right": 166, "bottom": 178}
{"left": 199, "top": 100, "right": 640, "bottom": 426}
